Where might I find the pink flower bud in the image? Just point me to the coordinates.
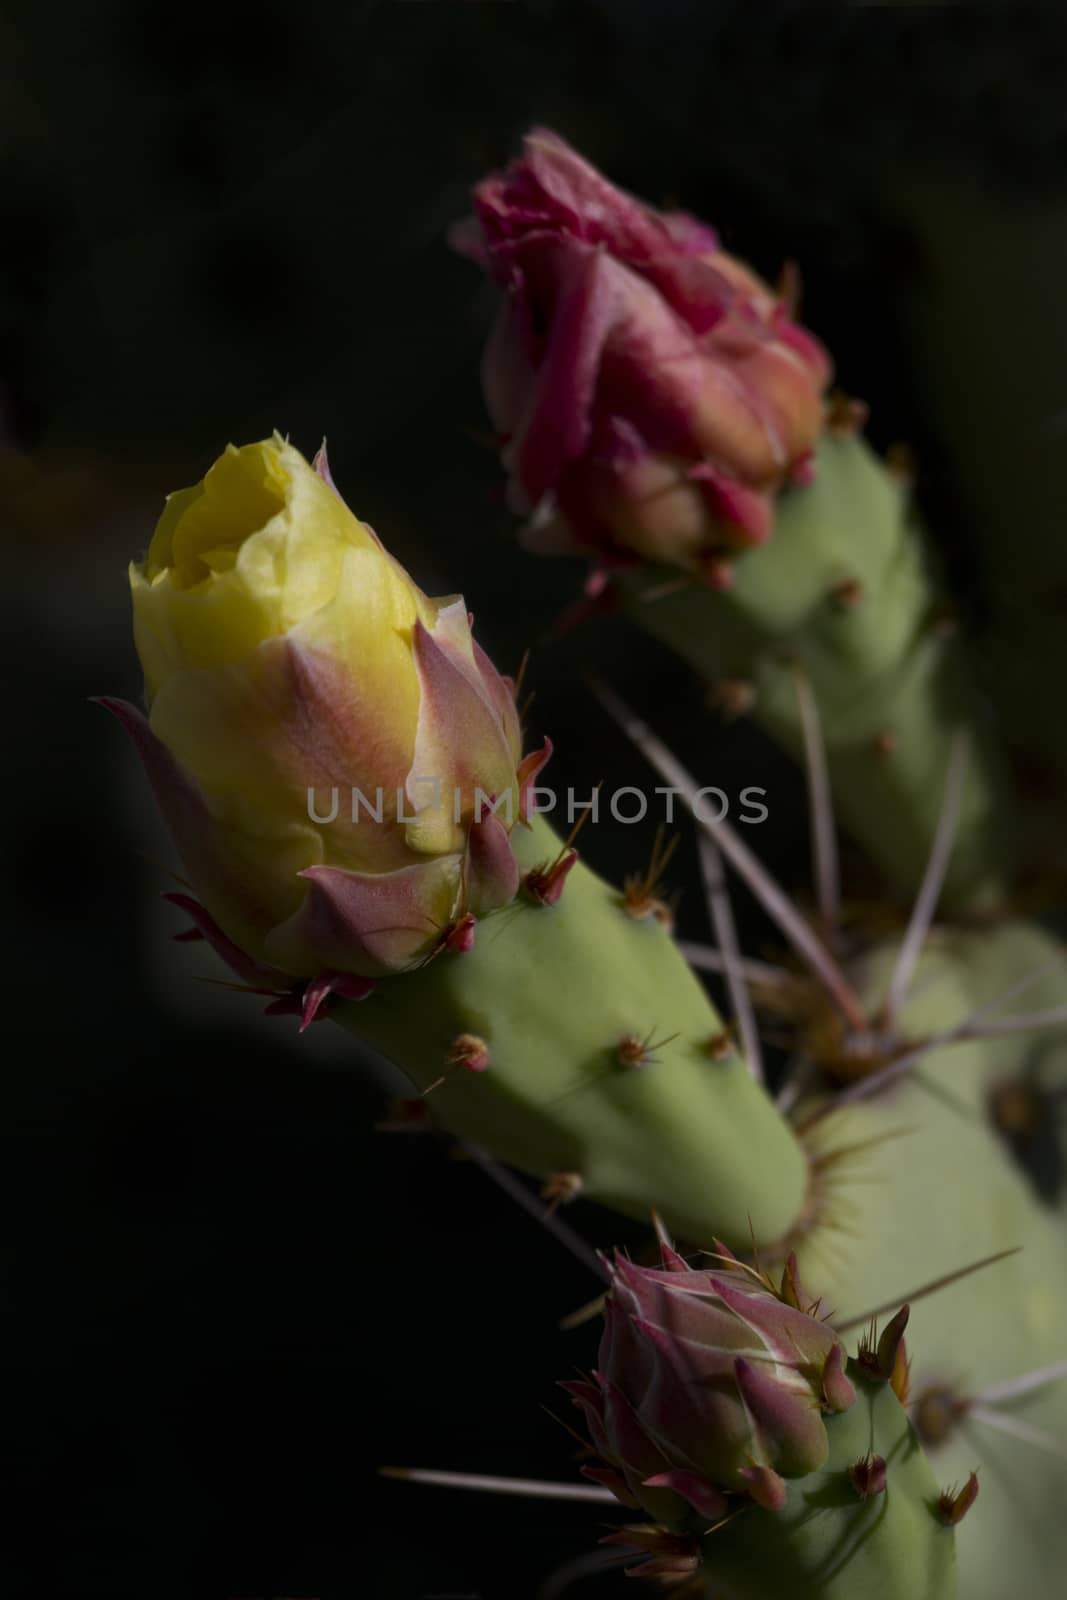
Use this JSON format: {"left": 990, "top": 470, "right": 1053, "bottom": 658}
{"left": 455, "top": 130, "right": 831, "bottom": 571}
{"left": 563, "top": 1245, "right": 853, "bottom": 1528}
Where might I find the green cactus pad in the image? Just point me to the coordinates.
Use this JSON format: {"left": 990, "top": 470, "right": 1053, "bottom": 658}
{"left": 623, "top": 434, "right": 1013, "bottom": 905}
{"left": 335, "top": 815, "right": 809, "bottom": 1247}
{"left": 795, "top": 922, "right": 1067, "bottom": 1600}
{"left": 700, "top": 1365, "right": 957, "bottom": 1600}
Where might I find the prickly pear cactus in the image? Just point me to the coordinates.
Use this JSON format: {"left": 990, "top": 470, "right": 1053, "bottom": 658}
{"left": 566, "top": 1241, "right": 961, "bottom": 1598}
{"left": 446, "top": 127, "right": 1067, "bottom": 1600}
{"left": 339, "top": 814, "right": 808, "bottom": 1247}
{"left": 801, "top": 922, "right": 1067, "bottom": 1600}
{"left": 104, "top": 125, "right": 1067, "bottom": 1600}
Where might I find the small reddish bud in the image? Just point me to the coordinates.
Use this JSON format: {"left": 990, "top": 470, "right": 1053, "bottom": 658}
{"left": 617, "top": 1033, "right": 652, "bottom": 1068}
{"left": 524, "top": 848, "right": 578, "bottom": 906}
{"left": 937, "top": 1471, "right": 979, "bottom": 1526}
{"left": 849, "top": 1453, "right": 887, "bottom": 1499}
{"left": 858, "top": 1304, "right": 910, "bottom": 1381}
{"left": 709, "top": 677, "right": 758, "bottom": 720}
{"left": 871, "top": 730, "right": 897, "bottom": 762}
{"left": 705, "top": 1030, "right": 737, "bottom": 1061}
{"left": 914, "top": 1384, "right": 966, "bottom": 1448}
{"left": 826, "top": 389, "right": 869, "bottom": 437}
{"left": 830, "top": 576, "right": 864, "bottom": 610}
{"left": 443, "top": 913, "right": 477, "bottom": 953}
{"left": 790, "top": 449, "right": 816, "bottom": 487}
{"left": 448, "top": 1032, "right": 490, "bottom": 1073}
{"left": 622, "top": 828, "right": 679, "bottom": 928}
{"left": 423, "top": 1031, "right": 490, "bottom": 1096}
{"left": 540, "top": 1170, "right": 583, "bottom": 1212}
{"left": 617, "top": 1029, "right": 679, "bottom": 1068}
{"left": 699, "top": 554, "right": 736, "bottom": 591}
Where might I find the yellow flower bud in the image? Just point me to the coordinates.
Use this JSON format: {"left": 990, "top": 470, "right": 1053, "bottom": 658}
{"left": 108, "top": 436, "right": 543, "bottom": 1017}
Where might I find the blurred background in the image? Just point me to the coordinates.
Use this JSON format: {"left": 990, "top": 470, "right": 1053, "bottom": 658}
{"left": 5, "top": 2, "right": 1067, "bottom": 1596}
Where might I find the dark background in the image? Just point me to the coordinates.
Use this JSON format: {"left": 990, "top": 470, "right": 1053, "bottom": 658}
{"left": 5, "top": 3, "right": 1067, "bottom": 1597}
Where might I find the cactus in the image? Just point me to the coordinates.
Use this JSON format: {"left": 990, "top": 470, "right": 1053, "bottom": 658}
{"left": 101, "top": 129, "right": 1067, "bottom": 1600}
{"left": 620, "top": 432, "right": 1014, "bottom": 906}
{"left": 567, "top": 1240, "right": 960, "bottom": 1598}
{"left": 338, "top": 813, "right": 808, "bottom": 1247}
{"left": 793, "top": 921, "right": 1067, "bottom": 1600}
{"left": 453, "top": 129, "right": 1014, "bottom": 909}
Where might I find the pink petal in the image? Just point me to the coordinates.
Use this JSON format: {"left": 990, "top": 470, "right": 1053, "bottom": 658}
{"left": 511, "top": 241, "right": 619, "bottom": 503}
{"left": 465, "top": 811, "right": 520, "bottom": 914}
{"left": 299, "top": 971, "right": 375, "bottom": 1032}
{"left": 162, "top": 891, "right": 287, "bottom": 989}
{"left": 96, "top": 696, "right": 278, "bottom": 945}
{"left": 733, "top": 1358, "right": 828, "bottom": 1477}
{"left": 689, "top": 462, "right": 775, "bottom": 544}
{"left": 471, "top": 636, "right": 522, "bottom": 760}
{"left": 517, "top": 737, "right": 553, "bottom": 822}
{"left": 264, "top": 855, "right": 463, "bottom": 977}
{"left": 643, "top": 1470, "right": 729, "bottom": 1522}
{"left": 409, "top": 618, "right": 517, "bottom": 837}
